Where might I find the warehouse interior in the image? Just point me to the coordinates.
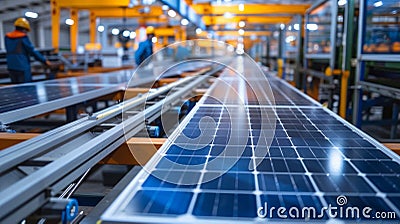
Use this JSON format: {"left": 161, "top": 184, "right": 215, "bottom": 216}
{"left": 0, "top": 0, "right": 400, "bottom": 223}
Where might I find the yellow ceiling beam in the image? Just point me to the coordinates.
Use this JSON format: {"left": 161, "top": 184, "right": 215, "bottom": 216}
{"left": 92, "top": 7, "right": 163, "bottom": 18}
{"left": 215, "top": 30, "right": 271, "bottom": 37}
{"left": 192, "top": 4, "right": 310, "bottom": 15}
{"left": 203, "top": 16, "right": 292, "bottom": 25}
{"left": 154, "top": 27, "right": 180, "bottom": 36}
{"left": 137, "top": 17, "right": 169, "bottom": 24}
{"left": 57, "top": 0, "right": 131, "bottom": 8}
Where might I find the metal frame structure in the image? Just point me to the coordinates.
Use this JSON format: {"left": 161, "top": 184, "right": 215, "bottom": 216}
{"left": 304, "top": 0, "right": 338, "bottom": 66}
{"left": 352, "top": 0, "right": 400, "bottom": 138}
{"left": 281, "top": 15, "right": 302, "bottom": 87}
{"left": 302, "top": 0, "right": 339, "bottom": 105}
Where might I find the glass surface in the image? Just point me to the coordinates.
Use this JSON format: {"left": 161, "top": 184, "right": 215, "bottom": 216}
{"left": 363, "top": 0, "right": 400, "bottom": 54}
{"left": 306, "top": 1, "right": 333, "bottom": 54}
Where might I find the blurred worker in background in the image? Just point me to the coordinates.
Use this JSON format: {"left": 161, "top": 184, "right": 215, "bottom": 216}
{"left": 135, "top": 26, "right": 155, "bottom": 66}
{"left": 5, "top": 18, "right": 51, "bottom": 84}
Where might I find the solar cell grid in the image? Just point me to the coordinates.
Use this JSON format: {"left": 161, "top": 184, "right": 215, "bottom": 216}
{"left": 0, "top": 85, "right": 104, "bottom": 113}
{"left": 102, "top": 64, "right": 400, "bottom": 223}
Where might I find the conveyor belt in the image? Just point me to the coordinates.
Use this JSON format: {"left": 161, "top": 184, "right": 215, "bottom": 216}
{"left": 102, "top": 57, "right": 400, "bottom": 223}
{"left": 0, "top": 61, "right": 213, "bottom": 125}
{"left": 0, "top": 62, "right": 222, "bottom": 223}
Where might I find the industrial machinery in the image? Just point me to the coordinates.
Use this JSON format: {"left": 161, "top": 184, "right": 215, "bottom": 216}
{"left": 353, "top": 0, "right": 400, "bottom": 139}
{"left": 303, "top": 0, "right": 344, "bottom": 109}
{"left": 281, "top": 15, "right": 302, "bottom": 86}
{"left": 265, "top": 29, "right": 281, "bottom": 72}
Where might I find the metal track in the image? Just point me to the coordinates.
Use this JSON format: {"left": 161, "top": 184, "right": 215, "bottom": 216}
{"left": 0, "top": 65, "right": 223, "bottom": 223}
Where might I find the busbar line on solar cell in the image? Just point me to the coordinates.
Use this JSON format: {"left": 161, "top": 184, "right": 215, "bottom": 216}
{"left": 260, "top": 107, "right": 328, "bottom": 213}
{"left": 199, "top": 74, "right": 318, "bottom": 107}
{"left": 185, "top": 104, "right": 226, "bottom": 216}
{"left": 268, "top": 76, "right": 320, "bottom": 106}
{"left": 102, "top": 60, "right": 400, "bottom": 222}
{"left": 295, "top": 107, "right": 400, "bottom": 215}
{"left": 103, "top": 106, "right": 400, "bottom": 222}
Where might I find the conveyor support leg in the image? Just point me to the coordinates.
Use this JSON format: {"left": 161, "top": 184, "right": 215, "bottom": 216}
{"left": 391, "top": 103, "right": 399, "bottom": 139}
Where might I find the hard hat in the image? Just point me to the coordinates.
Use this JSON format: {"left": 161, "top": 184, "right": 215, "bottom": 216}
{"left": 14, "top": 18, "right": 31, "bottom": 31}
{"left": 146, "top": 26, "right": 155, "bottom": 35}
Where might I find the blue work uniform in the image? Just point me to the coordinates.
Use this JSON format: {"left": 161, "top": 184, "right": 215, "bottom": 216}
{"left": 135, "top": 39, "right": 153, "bottom": 66}
{"left": 5, "top": 30, "right": 47, "bottom": 83}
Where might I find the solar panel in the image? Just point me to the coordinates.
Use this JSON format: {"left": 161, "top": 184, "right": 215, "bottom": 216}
{"left": 0, "top": 84, "right": 105, "bottom": 113}
{"left": 0, "top": 61, "right": 214, "bottom": 124}
{"left": 102, "top": 59, "right": 400, "bottom": 223}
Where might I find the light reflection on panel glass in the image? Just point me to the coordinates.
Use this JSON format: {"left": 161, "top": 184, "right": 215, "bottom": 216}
{"left": 363, "top": 0, "right": 400, "bottom": 53}
{"left": 328, "top": 148, "right": 343, "bottom": 174}
{"left": 36, "top": 83, "right": 48, "bottom": 103}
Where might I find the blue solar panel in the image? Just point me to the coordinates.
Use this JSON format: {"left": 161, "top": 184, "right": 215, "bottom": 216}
{"left": 102, "top": 62, "right": 400, "bottom": 223}
{"left": 0, "top": 85, "right": 105, "bottom": 113}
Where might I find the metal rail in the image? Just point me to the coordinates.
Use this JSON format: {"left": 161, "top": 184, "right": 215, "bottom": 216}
{"left": 0, "top": 65, "right": 223, "bottom": 223}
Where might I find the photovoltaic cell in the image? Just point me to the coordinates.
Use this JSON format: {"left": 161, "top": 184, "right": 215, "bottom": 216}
{"left": 102, "top": 60, "right": 400, "bottom": 223}
{"left": 0, "top": 85, "right": 105, "bottom": 113}
{"left": 0, "top": 61, "right": 214, "bottom": 121}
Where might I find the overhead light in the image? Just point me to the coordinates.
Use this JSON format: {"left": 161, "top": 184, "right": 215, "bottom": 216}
{"left": 111, "top": 28, "right": 120, "bottom": 35}
{"left": 294, "top": 24, "right": 300, "bottom": 31}
{"left": 238, "top": 3, "right": 245, "bottom": 12}
{"left": 122, "top": 30, "right": 130, "bottom": 37}
{"left": 141, "top": 6, "right": 150, "bottom": 14}
{"left": 238, "top": 21, "right": 245, "bottom": 28}
{"left": 196, "top": 28, "right": 202, "bottom": 34}
{"left": 162, "top": 5, "right": 169, "bottom": 10}
{"left": 142, "top": 0, "right": 155, "bottom": 4}
{"left": 338, "top": 0, "right": 347, "bottom": 6}
{"left": 130, "top": 31, "right": 136, "bottom": 39}
{"left": 238, "top": 29, "right": 245, "bottom": 35}
{"left": 223, "top": 12, "right": 233, "bottom": 19}
{"left": 224, "top": 0, "right": 232, "bottom": 2}
{"left": 97, "top": 25, "right": 105, "bottom": 32}
{"left": 25, "top": 11, "right": 38, "bottom": 19}
{"left": 280, "top": 24, "right": 285, "bottom": 30}
{"left": 306, "top": 23, "right": 318, "bottom": 31}
{"left": 152, "top": 36, "right": 157, "bottom": 43}
{"left": 168, "top": 9, "right": 176, "bottom": 17}
{"left": 65, "top": 19, "right": 74, "bottom": 26}
{"left": 373, "top": 1, "right": 383, "bottom": 7}
{"left": 181, "top": 18, "right": 189, "bottom": 26}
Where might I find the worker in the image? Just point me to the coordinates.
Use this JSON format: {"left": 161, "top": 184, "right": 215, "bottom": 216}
{"left": 135, "top": 26, "right": 155, "bottom": 66}
{"left": 5, "top": 18, "right": 51, "bottom": 84}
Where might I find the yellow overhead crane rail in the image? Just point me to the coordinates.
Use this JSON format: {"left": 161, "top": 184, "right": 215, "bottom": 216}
{"left": 214, "top": 30, "right": 271, "bottom": 37}
{"left": 190, "top": 3, "right": 311, "bottom": 15}
{"left": 187, "top": 2, "right": 310, "bottom": 38}
{"left": 202, "top": 16, "right": 292, "bottom": 26}
{"left": 51, "top": 0, "right": 165, "bottom": 53}
{"left": 56, "top": 0, "right": 131, "bottom": 8}
{"left": 90, "top": 7, "right": 163, "bottom": 18}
